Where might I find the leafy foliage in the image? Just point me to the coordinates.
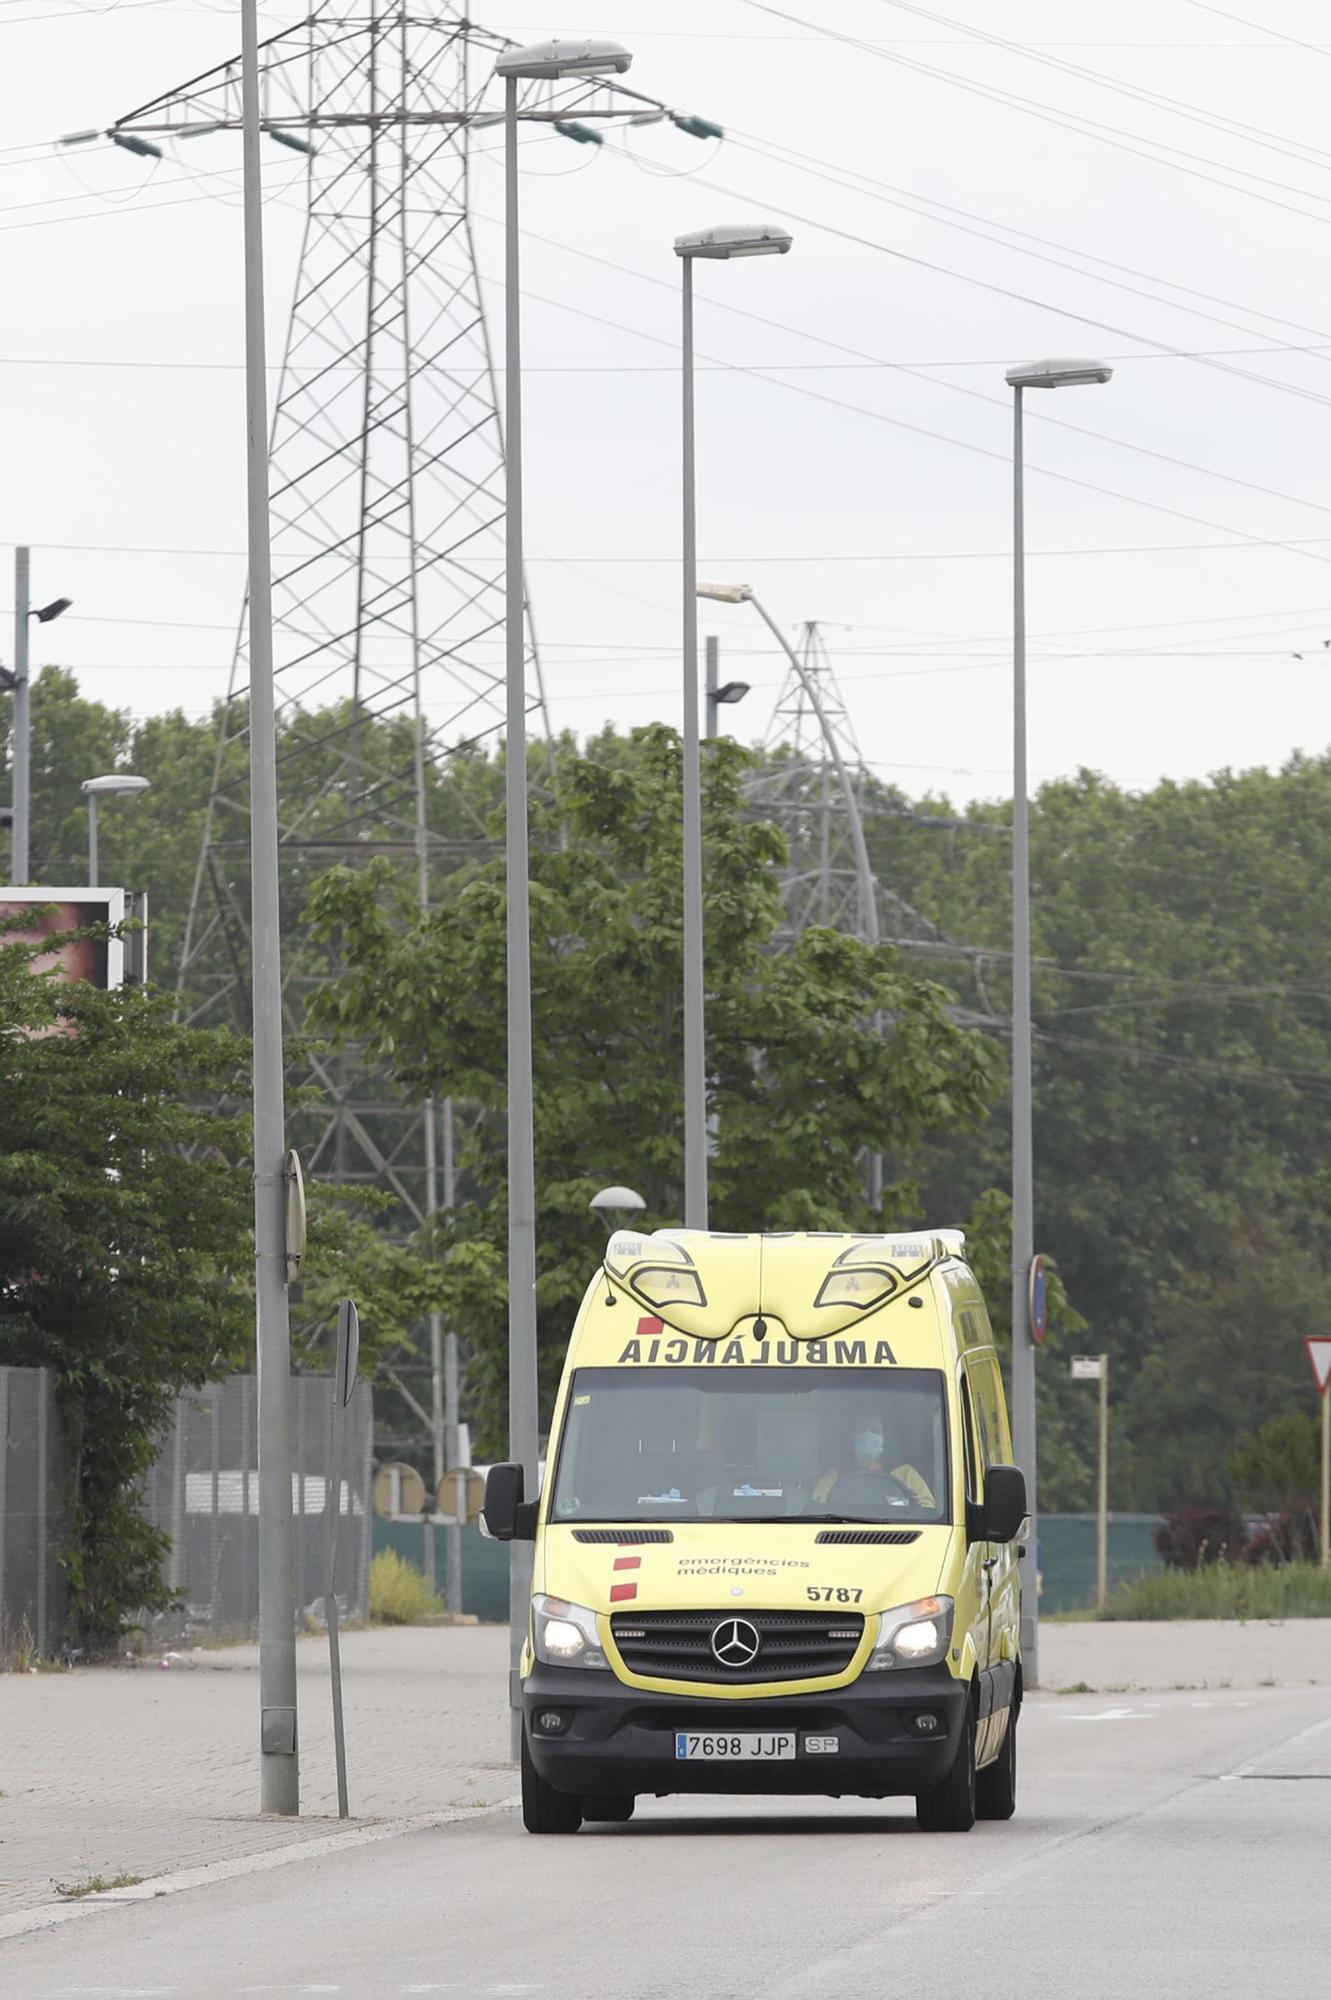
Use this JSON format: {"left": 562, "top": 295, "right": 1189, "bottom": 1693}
{"left": 874, "top": 756, "right": 1331, "bottom": 1509}
{"left": 305, "top": 725, "right": 998, "bottom": 1450}
{"left": 0, "top": 922, "right": 254, "bottom": 1646}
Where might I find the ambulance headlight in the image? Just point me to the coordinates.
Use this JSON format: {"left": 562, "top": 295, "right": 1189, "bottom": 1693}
{"left": 532, "top": 1594, "right": 609, "bottom": 1670}
{"left": 866, "top": 1596, "right": 954, "bottom": 1670}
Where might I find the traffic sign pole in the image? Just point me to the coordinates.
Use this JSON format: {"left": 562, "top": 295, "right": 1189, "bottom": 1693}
{"left": 1305, "top": 1338, "right": 1331, "bottom": 1570}
{"left": 1311, "top": 1392, "right": 1319, "bottom": 1576}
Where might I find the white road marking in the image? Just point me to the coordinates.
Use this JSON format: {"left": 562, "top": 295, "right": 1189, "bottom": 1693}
{"left": 1060, "top": 1706, "right": 1153, "bottom": 1721}
{"left": 0, "top": 1800, "right": 517, "bottom": 1945}
{"left": 1218, "top": 1711, "right": 1331, "bottom": 1780}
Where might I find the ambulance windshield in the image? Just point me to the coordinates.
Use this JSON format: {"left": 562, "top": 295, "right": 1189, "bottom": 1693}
{"left": 548, "top": 1367, "right": 950, "bottom": 1526}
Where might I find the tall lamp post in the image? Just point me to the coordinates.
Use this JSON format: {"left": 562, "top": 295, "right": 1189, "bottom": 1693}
{"left": 493, "top": 33, "right": 633, "bottom": 1759}
{"left": 674, "top": 224, "right": 792, "bottom": 1232}
{"left": 2, "top": 553, "right": 72, "bottom": 885}
{"left": 80, "top": 773, "right": 151, "bottom": 886}
{"left": 1004, "top": 356, "right": 1112, "bottom": 1687}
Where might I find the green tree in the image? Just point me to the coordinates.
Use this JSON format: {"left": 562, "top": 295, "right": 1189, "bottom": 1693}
{"left": 874, "top": 756, "right": 1331, "bottom": 1508}
{"left": 306, "top": 725, "right": 998, "bottom": 1447}
{"left": 0, "top": 919, "right": 254, "bottom": 1647}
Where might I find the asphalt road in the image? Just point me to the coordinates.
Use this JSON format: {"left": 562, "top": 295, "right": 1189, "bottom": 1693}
{"left": 5, "top": 1685, "right": 1329, "bottom": 1999}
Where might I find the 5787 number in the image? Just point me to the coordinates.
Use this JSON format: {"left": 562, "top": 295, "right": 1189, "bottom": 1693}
{"left": 806, "top": 1586, "right": 862, "bottom": 1603}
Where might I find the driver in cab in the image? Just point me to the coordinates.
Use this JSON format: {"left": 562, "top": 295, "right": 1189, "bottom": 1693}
{"left": 813, "top": 1407, "right": 936, "bottom": 1511}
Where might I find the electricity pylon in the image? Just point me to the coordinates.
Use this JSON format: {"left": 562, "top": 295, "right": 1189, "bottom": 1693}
{"left": 751, "top": 620, "right": 943, "bottom": 949}
{"left": 88, "top": 7, "right": 712, "bottom": 1221}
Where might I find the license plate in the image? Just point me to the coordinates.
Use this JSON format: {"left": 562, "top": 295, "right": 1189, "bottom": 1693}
{"left": 675, "top": 1732, "right": 796, "bottom": 1761}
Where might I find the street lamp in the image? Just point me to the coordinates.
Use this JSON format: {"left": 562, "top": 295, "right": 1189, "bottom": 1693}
{"left": 1, "top": 550, "right": 72, "bottom": 885}
{"left": 696, "top": 583, "right": 877, "bottom": 949}
{"left": 1004, "top": 355, "right": 1112, "bottom": 1689}
{"left": 675, "top": 223, "right": 792, "bottom": 1233}
{"left": 699, "top": 582, "right": 884, "bottom": 1209}
{"left": 704, "top": 635, "right": 749, "bottom": 739}
{"left": 493, "top": 30, "right": 633, "bottom": 1762}
{"left": 80, "top": 773, "right": 150, "bottom": 886}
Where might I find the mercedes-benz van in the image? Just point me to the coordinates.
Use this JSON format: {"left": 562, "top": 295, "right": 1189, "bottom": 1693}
{"left": 484, "top": 1228, "right": 1027, "bottom": 1834}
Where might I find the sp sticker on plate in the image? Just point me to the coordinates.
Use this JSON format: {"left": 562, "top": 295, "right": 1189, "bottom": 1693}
{"left": 803, "top": 1735, "right": 840, "bottom": 1755}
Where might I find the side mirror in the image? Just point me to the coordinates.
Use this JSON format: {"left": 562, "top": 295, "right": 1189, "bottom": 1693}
{"left": 977, "top": 1464, "right": 1027, "bottom": 1544}
{"left": 482, "top": 1462, "right": 538, "bottom": 1542}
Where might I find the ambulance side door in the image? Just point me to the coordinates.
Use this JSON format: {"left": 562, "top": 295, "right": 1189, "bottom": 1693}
{"left": 956, "top": 1365, "right": 992, "bottom": 1714}
{"left": 966, "top": 1349, "right": 1020, "bottom": 1759}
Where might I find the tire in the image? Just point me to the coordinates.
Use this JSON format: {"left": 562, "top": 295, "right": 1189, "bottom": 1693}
{"left": 521, "top": 1730, "right": 583, "bottom": 1835}
{"left": 976, "top": 1708, "right": 1017, "bottom": 1821}
{"left": 915, "top": 1703, "right": 977, "bottom": 1833}
{"left": 582, "top": 1793, "right": 635, "bottom": 1823}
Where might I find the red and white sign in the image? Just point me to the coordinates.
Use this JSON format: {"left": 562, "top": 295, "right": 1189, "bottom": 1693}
{"left": 1306, "top": 1337, "right": 1331, "bottom": 1397}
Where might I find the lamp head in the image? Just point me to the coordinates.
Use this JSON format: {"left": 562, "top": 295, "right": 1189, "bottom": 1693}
{"left": 697, "top": 581, "right": 753, "bottom": 604}
{"left": 33, "top": 596, "right": 73, "bottom": 624}
{"left": 495, "top": 37, "right": 632, "bottom": 80}
{"left": 714, "top": 680, "right": 751, "bottom": 707}
{"left": 675, "top": 222, "right": 793, "bottom": 260}
{"left": 1005, "top": 357, "right": 1113, "bottom": 390}
{"left": 589, "top": 1185, "right": 647, "bottom": 1240}
{"left": 81, "top": 773, "right": 152, "bottom": 798}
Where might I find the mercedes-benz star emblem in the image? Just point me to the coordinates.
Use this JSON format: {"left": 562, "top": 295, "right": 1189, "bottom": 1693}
{"left": 711, "top": 1616, "right": 761, "bottom": 1668}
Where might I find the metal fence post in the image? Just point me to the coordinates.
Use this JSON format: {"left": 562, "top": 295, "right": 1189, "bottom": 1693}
{"left": 0, "top": 1370, "right": 9, "bottom": 1633}
{"left": 36, "top": 1369, "right": 49, "bottom": 1657}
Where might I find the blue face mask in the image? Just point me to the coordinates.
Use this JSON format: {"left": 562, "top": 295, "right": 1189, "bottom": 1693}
{"left": 853, "top": 1429, "right": 883, "bottom": 1467}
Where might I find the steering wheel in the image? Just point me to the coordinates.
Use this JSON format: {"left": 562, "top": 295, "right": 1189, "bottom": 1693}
{"left": 824, "top": 1469, "right": 916, "bottom": 1518}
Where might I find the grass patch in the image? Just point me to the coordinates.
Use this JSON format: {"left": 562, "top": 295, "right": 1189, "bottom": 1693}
{"left": 56, "top": 1873, "right": 142, "bottom": 1899}
{"left": 1101, "top": 1561, "right": 1331, "bottom": 1621}
{"left": 1057, "top": 1681, "right": 1096, "bottom": 1695}
{"left": 369, "top": 1548, "right": 443, "bottom": 1626}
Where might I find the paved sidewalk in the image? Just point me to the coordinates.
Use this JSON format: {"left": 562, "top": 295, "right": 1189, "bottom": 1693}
{"left": 1041, "top": 1617, "right": 1331, "bottom": 1692}
{"left": 3, "top": 1619, "right": 1328, "bottom": 1920}
{"left": 0, "top": 1625, "right": 514, "bottom": 1917}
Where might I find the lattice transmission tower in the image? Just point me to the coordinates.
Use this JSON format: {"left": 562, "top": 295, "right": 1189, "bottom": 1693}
{"left": 750, "top": 620, "right": 943, "bottom": 951}
{"left": 99, "top": 8, "right": 702, "bottom": 1220}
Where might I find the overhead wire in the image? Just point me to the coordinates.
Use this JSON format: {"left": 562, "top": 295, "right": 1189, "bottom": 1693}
{"left": 864, "top": 0, "right": 1331, "bottom": 173}
{"left": 743, "top": 1, "right": 1331, "bottom": 224}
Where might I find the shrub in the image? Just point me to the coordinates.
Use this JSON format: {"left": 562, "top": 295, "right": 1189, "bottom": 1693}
{"left": 1102, "top": 1559, "right": 1331, "bottom": 1620}
{"left": 369, "top": 1548, "right": 443, "bottom": 1626}
{"left": 1242, "top": 1510, "right": 1320, "bottom": 1566}
{"left": 1154, "top": 1505, "right": 1248, "bottom": 1570}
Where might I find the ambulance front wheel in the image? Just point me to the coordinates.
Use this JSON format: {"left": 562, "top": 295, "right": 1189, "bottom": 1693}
{"left": 521, "top": 1729, "right": 583, "bottom": 1834}
{"left": 914, "top": 1702, "right": 977, "bottom": 1833}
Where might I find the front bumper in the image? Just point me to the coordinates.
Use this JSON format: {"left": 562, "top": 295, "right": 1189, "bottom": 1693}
{"left": 523, "top": 1662, "right": 968, "bottom": 1799}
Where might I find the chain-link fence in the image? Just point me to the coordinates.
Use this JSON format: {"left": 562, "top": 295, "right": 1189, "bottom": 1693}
{"left": 140, "top": 1375, "right": 374, "bottom": 1642}
{"left": 0, "top": 1366, "right": 69, "bottom": 1660}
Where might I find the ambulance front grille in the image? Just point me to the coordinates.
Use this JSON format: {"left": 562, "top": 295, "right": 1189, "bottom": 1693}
{"left": 609, "top": 1609, "right": 865, "bottom": 1684}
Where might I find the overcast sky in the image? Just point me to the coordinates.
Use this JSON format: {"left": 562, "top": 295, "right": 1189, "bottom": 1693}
{"left": 4, "top": 0, "right": 1331, "bottom": 804}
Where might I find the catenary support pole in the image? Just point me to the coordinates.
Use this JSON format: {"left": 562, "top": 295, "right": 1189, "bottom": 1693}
{"left": 680, "top": 255, "right": 707, "bottom": 1231}
{"left": 242, "top": 0, "right": 299, "bottom": 1813}
{"left": 1010, "top": 383, "right": 1040, "bottom": 1687}
{"left": 504, "top": 70, "right": 538, "bottom": 1761}
{"left": 1097, "top": 1355, "right": 1109, "bottom": 1613}
{"left": 12, "top": 548, "right": 30, "bottom": 883}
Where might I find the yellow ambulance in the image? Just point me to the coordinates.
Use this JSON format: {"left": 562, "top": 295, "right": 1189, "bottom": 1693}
{"left": 483, "top": 1228, "right": 1027, "bottom": 1835}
